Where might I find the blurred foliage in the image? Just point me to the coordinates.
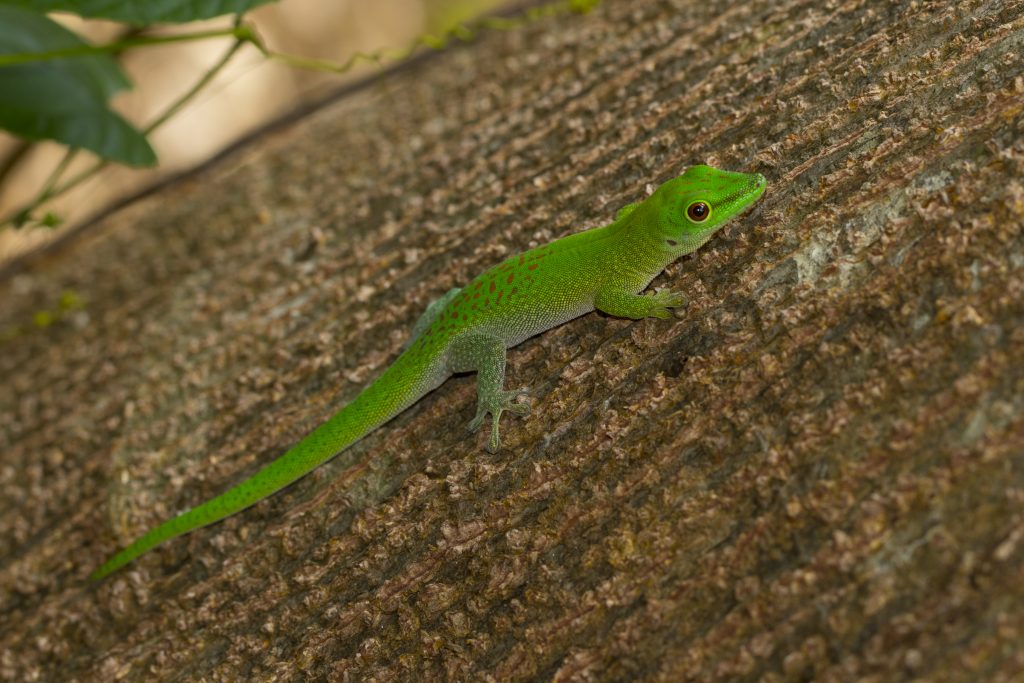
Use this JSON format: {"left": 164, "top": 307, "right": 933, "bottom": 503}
{"left": 0, "top": 0, "right": 598, "bottom": 232}
{"left": 0, "top": 5, "right": 156, "bottom": 166}
{"left": 1, "top": 0, "right": 275, "bottom": 23}
{"left": 0, "top": 288, "right": 82, "bottom": 342}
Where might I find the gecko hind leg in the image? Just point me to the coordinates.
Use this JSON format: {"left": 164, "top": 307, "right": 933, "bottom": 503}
{"left": 448, "top": 334, "right": 531, "bottom": 453}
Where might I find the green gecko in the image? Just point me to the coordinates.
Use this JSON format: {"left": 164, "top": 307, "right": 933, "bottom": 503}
{"left": 91, "top": 165, "right": 766, "bottom": 580}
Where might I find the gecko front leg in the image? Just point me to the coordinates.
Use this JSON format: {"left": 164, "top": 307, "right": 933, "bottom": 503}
{"left": 447, "top": 333, "right": 530, "bottom": 453}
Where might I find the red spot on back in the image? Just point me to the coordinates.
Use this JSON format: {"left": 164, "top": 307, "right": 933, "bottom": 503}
{"left": 462, "top": 314, "right": 467, "bottom": 321}
{"left": 489, "top": 281, "right": 496, "bottom": 293}
{"left": 518, "top": 255, "right": 525, "bottom": 265}
{"left": 451, "top": 312, "right": 458, "bottom": 319}
{"left": 474, "top": 291, "right": 480, "bottom": 299}
{"left": 511, "top": 287, "right": 518, "bottom": 295}
{"left": 507, "top": 273, "right": 515, "bottom": 284}
{"left": 475, "top": 281, "right": 483, "bottom": 290}
{"left": 496, "top": 291, "right": 503, "bottom": 302}
{"left": 528, "top": 264, "right": 538, "bottom": 271}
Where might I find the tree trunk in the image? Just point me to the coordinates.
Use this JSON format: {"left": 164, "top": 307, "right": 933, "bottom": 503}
{"left": 2, "top": 0, "right": 1023, "bottom": 680}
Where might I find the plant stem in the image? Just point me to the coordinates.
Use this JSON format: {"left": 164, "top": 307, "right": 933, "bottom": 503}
{"left": 0, "top": 25, "right": 254, "bottom": 67}
{"left": 143, "top": 34, "right": 249, "bottom": 135}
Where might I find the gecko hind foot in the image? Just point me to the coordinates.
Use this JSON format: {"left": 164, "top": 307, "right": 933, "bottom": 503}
{"left": 467, "top": 388, "right": 531, "bottom": 453}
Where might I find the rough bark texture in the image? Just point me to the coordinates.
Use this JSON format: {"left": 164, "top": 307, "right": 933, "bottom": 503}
{"left": 2, "top": 0, "right": 1024, "bottom": 680}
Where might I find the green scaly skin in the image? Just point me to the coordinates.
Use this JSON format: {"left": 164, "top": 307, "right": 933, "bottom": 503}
{"left": 91, "top": 165, "right": 766, "bottom": 580}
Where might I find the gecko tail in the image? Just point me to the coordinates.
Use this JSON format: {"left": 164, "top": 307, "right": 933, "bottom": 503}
{"left": 91, "top": 349, "right": 440, "bottom": 580}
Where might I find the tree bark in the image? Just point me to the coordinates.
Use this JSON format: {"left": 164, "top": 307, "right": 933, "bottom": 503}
{"left": 2, "top": 0, "right": 1024, "bottom": 680}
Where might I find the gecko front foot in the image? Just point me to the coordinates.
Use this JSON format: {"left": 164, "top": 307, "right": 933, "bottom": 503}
{"left": 644, "top": 290, "right": 688, "bottom": 319}
{"left": 468, "top": 388, "right": 530, "bottom": 453}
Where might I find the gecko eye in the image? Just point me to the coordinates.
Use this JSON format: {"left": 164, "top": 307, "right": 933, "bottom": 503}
{"left": 686, "top": 201, "right": 710, "bottom": 223}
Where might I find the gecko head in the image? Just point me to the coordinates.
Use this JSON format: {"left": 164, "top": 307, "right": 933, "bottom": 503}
{"left": 649, "top": 165, "right": 766, "bottom": 255}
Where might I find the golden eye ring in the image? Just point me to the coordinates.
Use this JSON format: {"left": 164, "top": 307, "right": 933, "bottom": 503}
{"left": 686, "top": 201, "right": 711, "bottom": 223}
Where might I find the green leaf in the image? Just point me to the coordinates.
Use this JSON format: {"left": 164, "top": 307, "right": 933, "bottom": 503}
{"left": 0, "top": 5, "right": 128, "bottom": 96}
{"left": 0, "top": 6, "right": 156, "bottom": 166}
{"left": 0, "top": 0, "right": 277, "bottom": 24}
